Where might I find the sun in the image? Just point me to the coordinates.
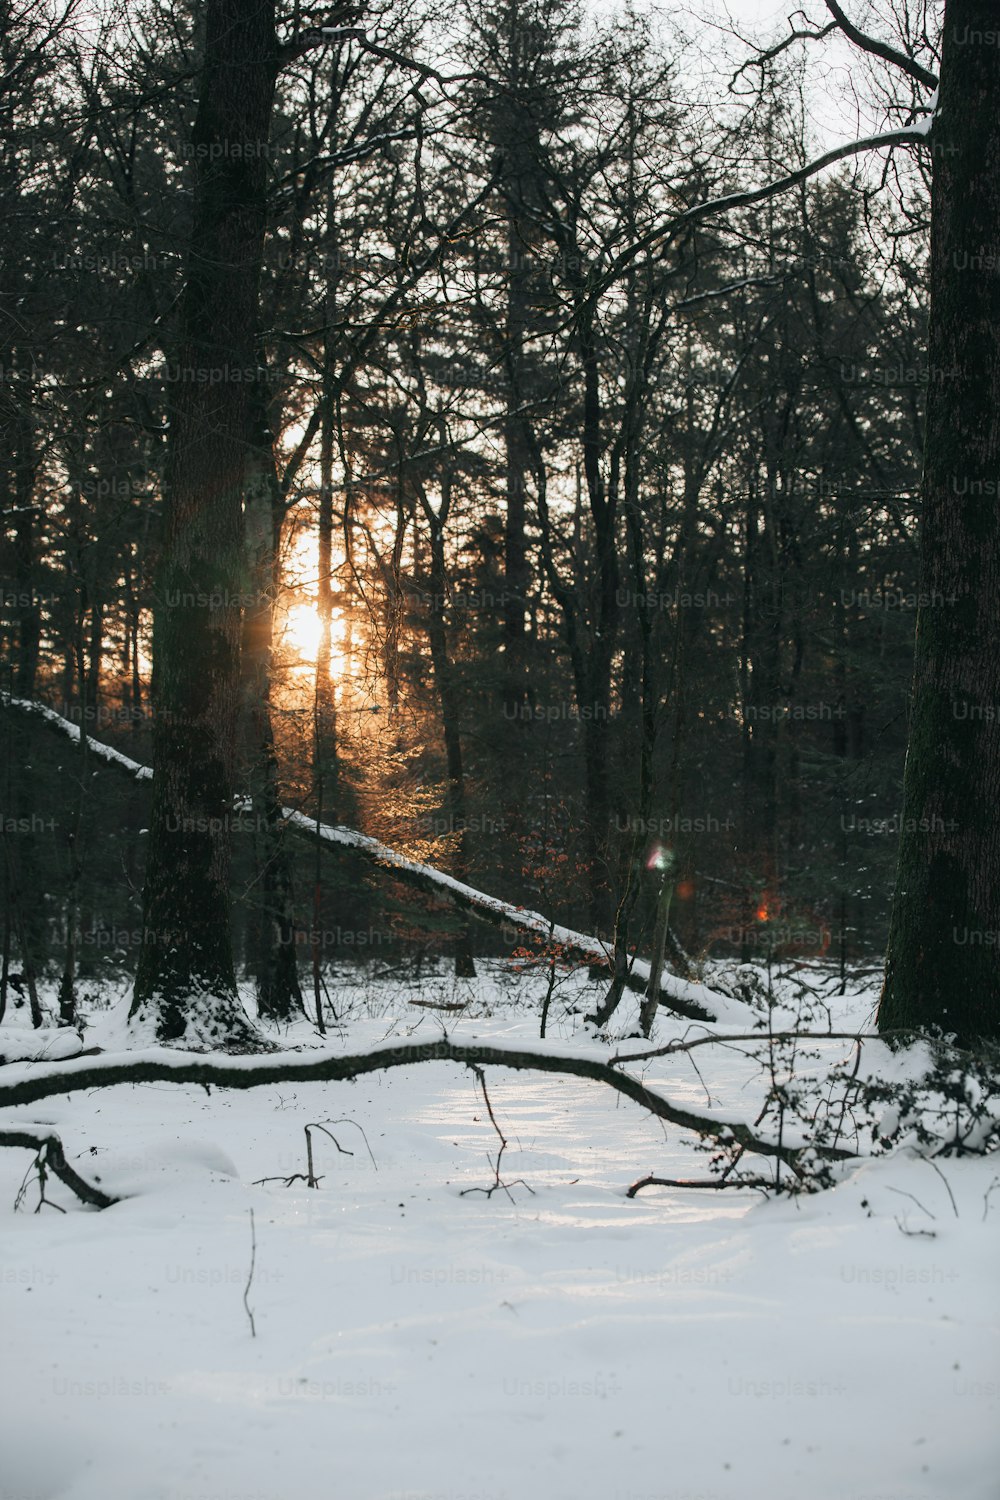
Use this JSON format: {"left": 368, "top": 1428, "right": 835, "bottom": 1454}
{"left": 284, "top": 603, "right": 324, "bottom": 665}
{"left": 278, "top": 521, "right": 350, "bottom": 680}
{"left": 280, "top": 600, "right": 347, "bottom": 681}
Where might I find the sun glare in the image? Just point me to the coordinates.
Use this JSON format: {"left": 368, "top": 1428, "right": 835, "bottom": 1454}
{"left": 280, "top": 597, "right": 348, "bottom": 681}
{"left": 284, "top": 603, "right": 324, "bottom": 665}
{"left": 279, "top": 523, "right": 351, "bottom": 682}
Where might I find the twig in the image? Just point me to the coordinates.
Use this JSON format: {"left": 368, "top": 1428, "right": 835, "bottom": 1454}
{"left": 885, "top": 1185, "right": 936, "bottom": 1219}
{"left": 610, "top": 1029, "right": 874, "bottom": 1068}
{"left": 460, "top": 1064, "right": 534, "bottom": 1202}
{"left": 894, "top": 1217, "right": 936, "bottom": 1239}
{"left": 244, "top": 1208, "right": 256, "bottom": 1339}
{"left": 626, "top": 1173, "right": 771, "bottom": 1197}
{"left": 305, "top": 1123, "right": 350, "bottom": 1187}
{"left": 13, "top": 1154, "right": 65, "bottom": 1213}
{"left": 253, "top": 1172, "right": 315, "bottom": 1188}
{"left": 253, "top": 1118, "right": 377, "bottom": 1191}
{"left": 924, "top": 1158, "right": 959, "bottom": 1219}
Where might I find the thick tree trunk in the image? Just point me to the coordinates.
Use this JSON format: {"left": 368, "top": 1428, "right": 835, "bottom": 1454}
{"left": 131, "top": 0, "right": 277, "bottom": 1049}
{"left": 879, "top": 1, "right": 1000, "bottom": 1045}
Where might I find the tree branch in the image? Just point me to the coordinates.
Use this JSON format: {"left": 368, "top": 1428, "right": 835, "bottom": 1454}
{"left": 597, "top": 127, "right": 932, "bottom": 298}
{"left": 729, "top": 17, "right": 837, "bottom": 92}
{"left": 0, "top": 1036, "right": 858, "bottom": 1178}
{"left": 626, "top": 1173, "right": 771, "bottom": 1196}
{"left": 0, "top": 1125, "right": 119, "bottom": 1209}
{"left": 823, "top": 0, "right": 938, "bottom": 90}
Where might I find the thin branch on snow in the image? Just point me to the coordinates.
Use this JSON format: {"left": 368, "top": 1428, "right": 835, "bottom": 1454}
{"left": 460, "top": 1064, "right": 534, "bottom": 1202}
{"left": 626, "top": 1173, "right": 771, "bottom": 1196}
{"left": 924, "top": 1158, "right": 959, "bottom": 1219}
{"left": 243, "top": 1208, "right": 256, "bottom": 1338}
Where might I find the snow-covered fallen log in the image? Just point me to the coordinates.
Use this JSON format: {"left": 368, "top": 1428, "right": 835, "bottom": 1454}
{"left": 0, "top": 1032, "right": 857, "bottom": 1190}
{"left": 2, "top": 693, "right": 741, "bottom": 1025}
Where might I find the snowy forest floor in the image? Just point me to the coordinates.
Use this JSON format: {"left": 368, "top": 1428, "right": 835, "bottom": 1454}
{"left": 1, "top": 960, "right": 998, "bottom": 1500}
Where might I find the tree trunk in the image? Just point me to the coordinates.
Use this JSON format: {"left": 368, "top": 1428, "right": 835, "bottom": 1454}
{"left": 421, "top": 455, "right": 477, "bottom": 979}
{"left": 12, "top": 391, "right": 40, "bottom": 699}
{"left": 879, "top": 1, "right": 1000, "bottom": 1045}
{"left": 131, "top": 0, "right": 277, "bottom": 1049}
{"left": 240, "top": 383, "right": 304, "bottom": 1022}
{"left": 502, "top": 215, "right": 531, "bottom": 714}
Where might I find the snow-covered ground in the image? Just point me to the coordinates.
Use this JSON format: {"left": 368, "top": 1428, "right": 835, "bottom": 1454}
{"left": 1, "top": 962, "right": 997, "bottom": 1500}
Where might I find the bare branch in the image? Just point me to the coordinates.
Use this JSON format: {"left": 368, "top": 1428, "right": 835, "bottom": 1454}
{"left": 243, "top": 1208, "right": 256, "bottom": 1337}
{"left": 626, "top": 1173, "right": 771, "bottom": 1196}
{"left": 823, "top": 0, "right": 938, "bottom": 90}
{"left": 460, "top": 1064, "right": 534, "bottom": 1200}
{"left": 598, "top": 127, "right": 932, "bottom": 298}
{"left": 729, "top": 16, "right": 837, "bottom": 93}
{"left": 672, "top": 272, "right": 784, "bottom": 312}
{"left": 0, "top": 1125, "right": 119, "bottom": 1209}
{"left": 0, "top": 1036, "right": 857, "bottom": 1179}
{"left": 609, "top": 1029, "right": 876, "bottom": 1067}
{"left": 276, "top": 24, "right": 366, "bottom": 68}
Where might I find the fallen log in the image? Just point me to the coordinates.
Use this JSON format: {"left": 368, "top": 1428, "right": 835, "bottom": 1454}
{"left": 2, "top": 693, "right": 739, "bottom": 1025}
{"left": 0, "top": 1033, "right": 857, "bottom": 1196}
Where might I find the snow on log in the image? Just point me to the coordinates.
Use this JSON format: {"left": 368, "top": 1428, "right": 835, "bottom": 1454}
{"left": 3, "top": 693, "right": 152, "bottom": 780}
{"left": 0, "top": 1034, "right": 857, "bottom": 1180}
{"left": 0, "top": 693, "right": 744, "bottom": 1025}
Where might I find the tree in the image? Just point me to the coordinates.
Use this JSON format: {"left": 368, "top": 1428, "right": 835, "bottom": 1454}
{"left": 879, "top": 0, "right": 1000, "bottom": 1045}
{"left": 130, "top": 0, "right": 279, "bottom": 1048}
{"left": 9, "top": 0, "right": 993, "bottom": 1048}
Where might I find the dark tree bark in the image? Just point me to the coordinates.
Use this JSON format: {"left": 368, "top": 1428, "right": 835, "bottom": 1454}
{"left": 11, "top": 391, "right": 40, "bottom": 699}
{"left": 131, "top": 0, "right": 278, "bottom": 1048}
{"left": 240, "top": 382, "right": 305, "bottom": 1023}
{"left": 879, "top": 1, "right": 1000, "bottom": 1045}
{"left": 418, "top": 450, "right": 477, "bottom": 978}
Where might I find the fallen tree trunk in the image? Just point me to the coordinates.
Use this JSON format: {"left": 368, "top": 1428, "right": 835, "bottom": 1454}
{"left": 2, "top": 694, "right": 735, "bottom": 1025}
{"left": 0, "top": 1034, "right": 857, "bottom": 1186}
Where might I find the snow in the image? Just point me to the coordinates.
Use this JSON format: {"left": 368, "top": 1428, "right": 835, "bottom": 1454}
{"left": 1, "top": 963, "right": 997, "bottom": 1500}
